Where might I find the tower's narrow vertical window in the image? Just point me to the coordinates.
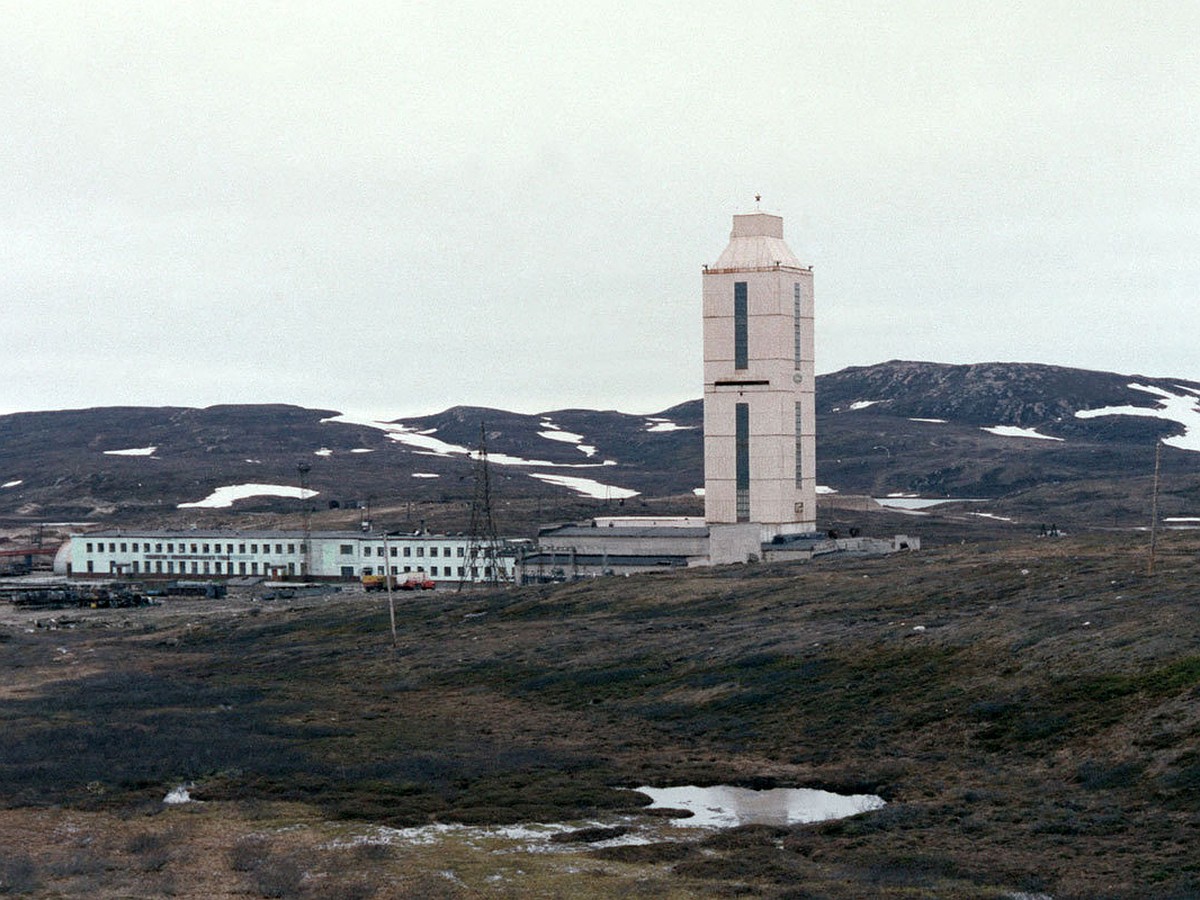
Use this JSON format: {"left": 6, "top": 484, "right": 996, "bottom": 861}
{"left": 795, "top": 401, "right": 804, "bottom": 486}
{"left": 793, "top": 283, "right": 803, "bottom": 369}
{"left": 736, "top": 402, "right": 750, "bottom": 521}
{"left": 734, "top": 282, "right": 748, "bottom": 370}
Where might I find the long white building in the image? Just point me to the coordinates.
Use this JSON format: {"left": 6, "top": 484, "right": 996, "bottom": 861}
{"left": 67, "top": 529, "right": 517, "bottom": 584}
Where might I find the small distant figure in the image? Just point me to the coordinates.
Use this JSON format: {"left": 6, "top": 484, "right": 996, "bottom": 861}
{"left": 1039, "top": 523, "right": 1048, "bottom": 537}
{"left": 1050, "top": 523, "right": 1060, "bottom": 537}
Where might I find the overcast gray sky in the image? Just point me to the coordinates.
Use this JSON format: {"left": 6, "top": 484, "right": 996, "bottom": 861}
{"left": 3, "top": 2, "right": 1197, "bottom": 418}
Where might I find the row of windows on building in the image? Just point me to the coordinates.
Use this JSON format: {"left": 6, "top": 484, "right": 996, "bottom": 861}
{"left": 793, "top": 282, "right": 804, "bottom": 369}
{"left": 735, "top": 402, "right": 750, "bottom": 522}
{"left": 86, "top": 540, "right": 303, "bottom": 556}
{"left": 85, "top": 558, "right": 297, "bottom": 576}
{"left": 357, "top": 564, "right": 498, "bottom": 579}
{"left": 80, "top": 557, "right": 505, "bottom": 579}
{"left": 342, "top": 544, "right": 487, "bottom": 559}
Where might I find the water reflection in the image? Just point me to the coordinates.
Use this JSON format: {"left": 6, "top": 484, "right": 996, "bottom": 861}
{"left": 635, "top": 785, "right": 884, "bottom": 828}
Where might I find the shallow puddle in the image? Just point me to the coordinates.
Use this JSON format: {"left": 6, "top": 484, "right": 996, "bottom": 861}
{"left": 634, "top": 784, "right": 884, "bottom": 828}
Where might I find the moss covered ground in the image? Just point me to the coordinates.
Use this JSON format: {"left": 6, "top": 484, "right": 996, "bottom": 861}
{"left": 1, "top": 532, "right": 1198, "bottom": 897}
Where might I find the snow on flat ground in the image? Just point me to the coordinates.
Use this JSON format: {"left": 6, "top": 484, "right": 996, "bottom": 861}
{"left": 322, "top": 413, "right": 617, "bottom": 468}
{"left": 314, "top": 448, "right": 333, "bottom": 457}
{"left": 876, "top": 497, "right": 985, "bottom": 509}
{"left": 910, "top": 417, "right": 948, "bottom": 424}
{"left": 178, "top": 484, "right": 318, "bottom": 509}
{"left": 969, "top": 512, "right": 1015, "bottom": 522}
{"left": 1076, "top": 383, "right": 1200, "bottom": 451}
{"left": 981, "top": 425, "right": 1064, "bottom": 441}
{"left": 1165, "top": 516, "right": 1200, "bottom": 522}
{"left": 103, "top": 446, "right": 158, "bottom": 456}
{"left": 2, "top": 480, "right": 22, "bottom": 488}
{"left": 528, "top": 473, "right": 640, "bottom": 499}
{"left": 350, "top": 448, "right": 374, "bottom": 453}
{"left": 693, "top": 487, "right": 705, "bottom": 496}
{"left": 816, "top": 485, "right": 837, "bottom": 494}
{"left": 163, "top": 786, "right": 192, "bottom": 804}
{"left": 411, "top": 473, "right": 440, "bottom": 478}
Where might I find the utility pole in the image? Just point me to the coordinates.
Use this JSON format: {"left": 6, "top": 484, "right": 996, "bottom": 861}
{"left": 297, "top": 463, "right": 312, "bottom": 580}
{"left": 382, "top": 532, "right": 397, "bottom": 650}
{"left": 1148, "top": 440, "right": 1161, "bottom": 576}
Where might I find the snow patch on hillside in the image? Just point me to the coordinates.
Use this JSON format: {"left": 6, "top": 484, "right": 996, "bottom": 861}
{"left": 528, "top": 473, "right": 640, "bottom": 500}
{"left": 847, "top": 400, "right": 880, "bottom": 411}
{"left": 104, "top": 446, "right": 158, "bottom": 456}
{"left": 178, "top": 484, "right": 318, "bottom": 509}
{"left": 411, "top": 473, "right": 439, "bottom": 479}
{"left": 981, "top": 425, "right": 1064, "bottom": 441}
{"left": 644, "top": 418, "right": 695, "bottom": 432}
{"left": 2, "top": 479, "right": 22, "bottom": 488}
{"left": 314, "top": 448, "right": 333, "bottom": 457}
{"left": 1075, "top": 383, "right": 1200, "bottom": 451}
{"left": 538, "top": 428, "right": 598, "bottom": 457}
{"left": 323, "top": 414, "right": 616, "bottom": 468}
{"left": 909, "top": 417, "right": 947, "bottom": 424}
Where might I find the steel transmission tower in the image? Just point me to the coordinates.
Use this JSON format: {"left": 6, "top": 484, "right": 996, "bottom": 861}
{"left": 460, "top": 423, "right": 506, "bottom": 589}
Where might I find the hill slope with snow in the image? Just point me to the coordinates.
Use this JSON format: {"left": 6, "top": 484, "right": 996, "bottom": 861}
{"left": 2, "top": 361, "right": 1198, "bottom": 530}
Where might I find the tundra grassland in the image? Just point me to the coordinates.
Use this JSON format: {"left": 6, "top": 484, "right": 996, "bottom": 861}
{"left": 1, "top": 533, "right": 1198, "bottom": 897}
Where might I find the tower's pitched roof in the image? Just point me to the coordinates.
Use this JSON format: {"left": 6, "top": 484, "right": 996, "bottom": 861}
{"left": 712, "top": 212, "right": 803, "bottom": 269}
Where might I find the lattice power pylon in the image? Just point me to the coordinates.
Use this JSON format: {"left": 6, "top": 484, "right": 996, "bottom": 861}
{"left": 459, "top": 423, "right": 507, "bottom": 589}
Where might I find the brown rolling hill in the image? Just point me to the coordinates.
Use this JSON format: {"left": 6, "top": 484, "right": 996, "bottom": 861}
{"left": 1, "top": 361, "right": 1197, "bottom": 534}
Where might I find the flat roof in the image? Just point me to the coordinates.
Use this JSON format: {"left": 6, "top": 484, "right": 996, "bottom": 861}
{"left": 73, "top": 529, "right": 513, "bottom": 541}
{"left": 541, "top": 526, "right": 710, "bottom": 539}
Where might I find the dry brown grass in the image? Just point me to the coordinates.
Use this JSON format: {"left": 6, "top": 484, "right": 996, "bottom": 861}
{"left": 2, "top": 532, "right": 1199, "bottom": 897}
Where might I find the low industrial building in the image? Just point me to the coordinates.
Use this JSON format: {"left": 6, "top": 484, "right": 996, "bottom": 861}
{"left": 515, "top": 517, "right": 918, "bottom": 581}
{"left": 64, "top": 529, "right": 518, "bottom": 584}
{"left": 519, "top": 517, "right": 708, "bottom": 580}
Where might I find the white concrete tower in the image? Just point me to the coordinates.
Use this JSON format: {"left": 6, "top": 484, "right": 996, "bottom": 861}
{"left": 703, "top": 207, "right": 816, "bottom": 542}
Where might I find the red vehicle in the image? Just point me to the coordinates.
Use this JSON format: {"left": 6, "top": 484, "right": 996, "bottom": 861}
{"left": 399, "top": 577, "right": 436, "bottom": 591}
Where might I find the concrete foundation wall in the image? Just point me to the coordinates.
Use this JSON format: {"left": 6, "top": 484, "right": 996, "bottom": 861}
{"left": 708, "top": 523, "right": 763, "bottom": 565}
